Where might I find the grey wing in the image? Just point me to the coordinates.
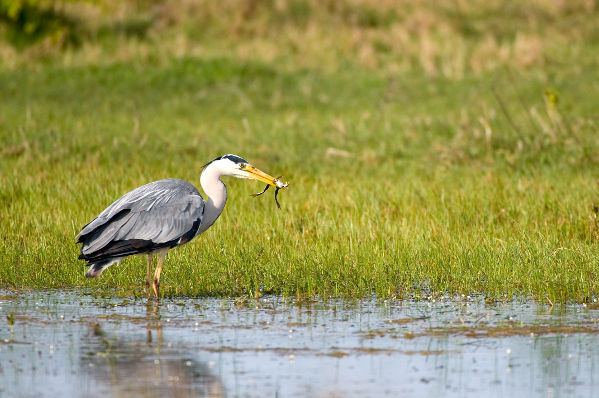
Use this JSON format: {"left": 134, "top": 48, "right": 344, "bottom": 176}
{"left": 77, "top": 179, "right": 205, "bottom": 262}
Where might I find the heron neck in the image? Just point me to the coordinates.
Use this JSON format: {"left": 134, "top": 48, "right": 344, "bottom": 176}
{"left": 197, "top": 166, "right": 228, "bottom": 235}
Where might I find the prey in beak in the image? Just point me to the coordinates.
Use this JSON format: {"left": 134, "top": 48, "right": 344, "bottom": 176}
{"left": 242, "top": 165, "right": 289, "bottom": 208}
{"left": 242, "top": 165, "right": 284, "bottom": 187}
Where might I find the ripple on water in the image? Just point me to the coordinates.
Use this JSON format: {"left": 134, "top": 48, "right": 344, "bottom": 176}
{"left": 1, "top": 290, "right": 599, "bottom": 397}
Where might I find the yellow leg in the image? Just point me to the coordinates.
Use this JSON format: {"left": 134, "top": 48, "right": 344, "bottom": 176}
{"left": 146, "top": 254, "right": 153, "bottom": 290}
{"left": 152, "top": 248, "right": 169, "bottom": 298}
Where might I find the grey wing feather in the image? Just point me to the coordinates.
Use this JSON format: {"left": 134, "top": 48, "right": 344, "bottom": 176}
{"left": 78, "top": 179, "right": 205, "bottom": 259}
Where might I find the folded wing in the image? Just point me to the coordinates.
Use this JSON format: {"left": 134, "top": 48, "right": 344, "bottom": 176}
{"left": 77, "top": 179, "right": 205, "bottom": 263}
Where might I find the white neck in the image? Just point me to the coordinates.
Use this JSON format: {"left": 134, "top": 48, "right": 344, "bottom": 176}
{"left": 197, "top": 164, "right": 228, "bottom": 235}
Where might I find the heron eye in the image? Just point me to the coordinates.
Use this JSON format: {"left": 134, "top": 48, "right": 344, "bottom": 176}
{"left": 239, "top": 163, "right": 247, "bottom": 169}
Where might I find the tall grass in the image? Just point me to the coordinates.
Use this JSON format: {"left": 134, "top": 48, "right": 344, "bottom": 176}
{"left": 1, "top": 1, "right": 598, "bottom": 302}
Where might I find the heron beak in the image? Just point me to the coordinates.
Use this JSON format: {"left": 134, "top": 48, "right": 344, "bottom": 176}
{"left": 243, "top": 165, "right": 280, "bottom": 187}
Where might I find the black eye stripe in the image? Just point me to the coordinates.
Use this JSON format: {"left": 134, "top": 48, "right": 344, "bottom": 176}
{"left": 221, "top": 154, "right": 249, "bottom": 164}
{"left": 203, "top": 154, "right": 250, "bottom": 169}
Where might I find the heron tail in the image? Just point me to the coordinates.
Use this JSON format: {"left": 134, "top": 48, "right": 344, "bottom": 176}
{"left": 85, "top": 257, "right": 123, "bottom": 278}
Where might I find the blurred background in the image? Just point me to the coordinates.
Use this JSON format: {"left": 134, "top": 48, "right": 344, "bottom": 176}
{"left": 1, "top": 0, "right": 597, "bottom": 73}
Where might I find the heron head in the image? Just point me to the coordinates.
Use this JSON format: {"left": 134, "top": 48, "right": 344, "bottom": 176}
{"left": 204, "top": 154, "right": 282, "bottom": 187}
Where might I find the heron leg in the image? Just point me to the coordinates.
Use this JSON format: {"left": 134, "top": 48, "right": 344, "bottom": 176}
{"left": 152, "top": 248, "right": 169, "bottom": 298}
{"left": 146, "top": 254, "right": 153, "bottom": 290}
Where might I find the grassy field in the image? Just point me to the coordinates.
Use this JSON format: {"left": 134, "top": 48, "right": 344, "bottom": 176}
{"left": 1, "top": 0, "right": 599, "bottom": 302}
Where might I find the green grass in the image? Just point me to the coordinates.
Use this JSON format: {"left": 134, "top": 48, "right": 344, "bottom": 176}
{"left": 1, "top": 1, "right": 599, "bottom": 302}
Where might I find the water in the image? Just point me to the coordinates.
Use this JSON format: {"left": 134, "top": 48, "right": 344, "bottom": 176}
{"left": 1, "top": 290, "right": 598, "bottom": 397}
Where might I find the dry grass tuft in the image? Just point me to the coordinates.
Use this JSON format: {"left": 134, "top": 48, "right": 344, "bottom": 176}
{"left": 1, "top": 0, "right": 597, "bottom": 75}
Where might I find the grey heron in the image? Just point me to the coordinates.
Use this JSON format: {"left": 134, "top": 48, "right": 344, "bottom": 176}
{"left": 76, "top": 154, "right": 286, "bottom": 297}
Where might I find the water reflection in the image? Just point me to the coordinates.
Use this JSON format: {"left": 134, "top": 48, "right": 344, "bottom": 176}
{"left": 80, "top": 303, "right": 224, "bottom": 398}
{"left": 0, "top": 291, "right": 598, "bottom": 397}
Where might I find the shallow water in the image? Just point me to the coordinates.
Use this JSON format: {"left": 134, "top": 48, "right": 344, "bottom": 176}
{"left": 1, "top": 291, "right": 599, "bottom": 397}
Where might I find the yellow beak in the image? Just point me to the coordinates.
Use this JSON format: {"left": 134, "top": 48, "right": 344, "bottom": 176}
{"left": 243, "top": 165, "right": 281, "bottom": 187}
